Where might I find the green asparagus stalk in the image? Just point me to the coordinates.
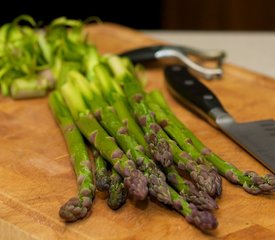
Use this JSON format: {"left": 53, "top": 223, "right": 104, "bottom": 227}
{"left": 97, "top": 61, "right": 173, "bottom": 167}
{"left": 169, "top": 187, "right": 218, "bottom": 231}
{"left": 164, "top": 165, "right": 218, "bottom": 210}
{"left": 106, "top": 56, "right": 222, "bottom": 197}
{"left": 145, "top": 92, "right": 213, "bottom": 167}
{"left": 48, "top": 90, "right": 95, "bottom": 222}
{"left": 93, "top": 63, "right": 148, "bottom": 149}
{"left": 92, "top": 147, "right": 110, "bottom": 192}
{"left": 148, "top": 90, "right": 275, "bottom": 194}
{"left": 60, "top": 81, "right": 148, "bottom": 200}
{"left": 71, "top": 72, "right": 172, "bottom": 204}
{"left": 107, "top": 168, "right": 128, "bottom": 210}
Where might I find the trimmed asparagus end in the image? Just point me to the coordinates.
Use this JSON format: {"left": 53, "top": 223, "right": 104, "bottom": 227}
{"left": 10, "top": 77, "right": 49, "bottom": 99}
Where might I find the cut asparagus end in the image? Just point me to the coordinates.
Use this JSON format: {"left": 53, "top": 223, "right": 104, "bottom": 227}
{"left": 10, "top": 77, "right": 49, "bottom": 99}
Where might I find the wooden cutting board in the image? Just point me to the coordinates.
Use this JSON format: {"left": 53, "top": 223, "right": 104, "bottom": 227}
{"left": 0, "top": 23, "right": 274, "bottom": 240}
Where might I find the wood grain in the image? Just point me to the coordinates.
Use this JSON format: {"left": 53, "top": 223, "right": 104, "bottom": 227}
{"left": 0, "top": 23, "right": 275, "bottom": 240}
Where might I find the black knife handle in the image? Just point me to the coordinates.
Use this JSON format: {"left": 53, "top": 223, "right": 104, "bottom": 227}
{"left": 164, "top": 64, "right": 229, "bottom": 124}
{"left": 119, "top": 46, "right": 162, "bottom": 63}
{"left": 120, "top": 45, "right": 226, "bottom": 63}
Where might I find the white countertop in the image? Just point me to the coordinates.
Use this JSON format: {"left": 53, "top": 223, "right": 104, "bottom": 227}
{"left": 144, "top": 31, "right": 275, "bottom": 79}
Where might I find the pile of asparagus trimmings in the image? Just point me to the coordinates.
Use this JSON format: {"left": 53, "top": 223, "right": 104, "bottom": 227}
{"left": 1, "top": 16, "right": 274, "bottom": 233}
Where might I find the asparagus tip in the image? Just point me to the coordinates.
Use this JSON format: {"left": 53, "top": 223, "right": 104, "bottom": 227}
{"left": 107, "top": 184, "right": 128, "bottom": 210}
{"left": 187, "top": 164, "right": 222, "bottom": 198}
{"left": 184, "top": 180, "right": 218, "bottom": 211}
{"left": 148, "top": 133, "right": 173, "bottom": 167}
{"left": 148, "top": 169, "right": 172, "bottom": 205}
{"left": 124, "top": 169, "right": 148, "bottom": 200}
{"left": 185, "top": 203, "right": 218, "bottom": 232}
{"left": 59, "top": 197, "right": 92, "bottom": 222}
{"left": 95, "top": 170, "right": 110, "bottom": 192}
{"left": 243, "top": 171, "right": 275, "bottom": 194}
{"left": 107, "top": 170, "right": 128, "bottom": 210}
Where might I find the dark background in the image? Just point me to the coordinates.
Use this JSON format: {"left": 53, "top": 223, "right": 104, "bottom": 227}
{"left": 0, "top": 0, "right": 163, "bottom": 29}
{"left": 2, "top": 0, "right": 275, "bottom": 30}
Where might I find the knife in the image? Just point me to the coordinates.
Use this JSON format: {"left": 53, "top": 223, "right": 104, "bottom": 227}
{"left": 120, "top": 45, "right": 226, "bottom": 79}
{"left": 164, "top": 64, "right": 275, "bottom": 173}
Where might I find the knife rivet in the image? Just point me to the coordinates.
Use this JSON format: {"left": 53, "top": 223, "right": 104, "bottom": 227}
{"left": 184, "top": 80, "right": 194, "bottom": 86}
{"left": 171, "top": 65, "right": 182, "bottom": 71}
{"left": 203, "top": 94, "right": 213, "bottom": 100}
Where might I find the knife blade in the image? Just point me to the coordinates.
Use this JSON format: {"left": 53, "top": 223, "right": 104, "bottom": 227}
{"left": 164, "top": 64, "right": 275, "bottom": 173}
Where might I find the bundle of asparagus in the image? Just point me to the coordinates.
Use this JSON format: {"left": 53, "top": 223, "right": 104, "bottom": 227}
{"left": 49, "top": 55, "right": 274, "bottom": 232}
{"left": 1, "top": 15, "right": 274, "bottom": 233}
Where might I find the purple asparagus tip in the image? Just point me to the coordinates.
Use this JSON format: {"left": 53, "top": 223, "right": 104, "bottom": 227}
{"left": 124, "top": 169, "right": 148, "bottom": 200}
{"left": 148, "top": 133, "right": 173, "bottom": 167}
{"left": 185, "top": 203, "right": 218, "bottom": 232}
{"left": 183, "top": 180, "right": 218, "bottom": 211}
{"left": 186, "top": 163, "right": 222, "bottom": 198}
{"left": 59, "top": 196, "right": 92, "bottom": 222}
{"left": 95, "top": 170, "right": 110, "bottom": 192}
{"left": 148, "top": 168, "right": 172, "bottom": 205}
{"left": 243, "top": 171, "right": 275, "bottom": 194}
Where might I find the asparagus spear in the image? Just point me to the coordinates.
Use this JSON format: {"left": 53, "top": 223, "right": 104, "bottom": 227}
{"left": 48, "top": 90, "right": 95, "bottom": 222}
{"left": 92, "top": 147, "right": 110, "bottom": 192}
{"left": 94, "top": 63, "right": 173, "bottom": 167}
{"left": 85, "top": 91, "right": 217, "bottom": 230}
{"left": 148, "top": 90, "right": 275, "bottom": 194}
{"left": 169, "top": 187, "right": 218, "bottom": 231}
{"left": 61, "top": 81, "right": 148, "bottom": 200}
{"left": 107, "top": 168, "right": 128, "bottom": 210}
{"left": 93, "top": 145, "right": 127, "bottom": 209}
{"left": 106, "top": 56, "right": 222, "bottom": 197}
{"left": 93, "top": 63, "right": 147, "bottom": 150}
{"left": 145, "top": 92, "right": 213, "bottom": 167}
{"left": 71, "top": 72, "right": 172, "bottom": 204}
{"left": 164, "top": 165, "right": 218, "bottom": 210}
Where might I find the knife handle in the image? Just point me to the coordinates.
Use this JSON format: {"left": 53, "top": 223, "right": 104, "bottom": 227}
{"left": 164, "top": 64, "right": 232, "bottom": 126}
{"left": 120, "top": 46, "right": 162, "bottom": 63}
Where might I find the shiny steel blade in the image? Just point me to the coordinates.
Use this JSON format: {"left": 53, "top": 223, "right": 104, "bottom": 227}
{"left": 219, "top": 119, "right": 275, "bottom": 173}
